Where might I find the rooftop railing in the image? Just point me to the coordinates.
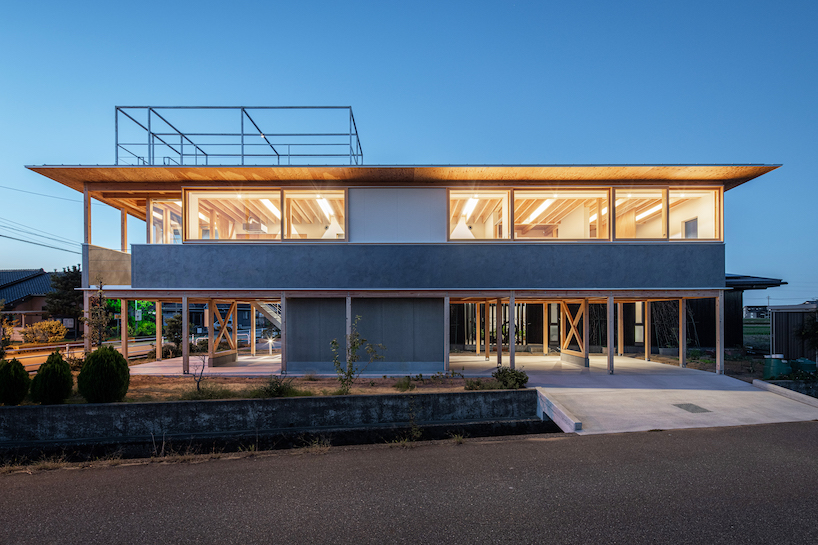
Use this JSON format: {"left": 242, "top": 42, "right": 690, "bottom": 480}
{"left": 115, "top": 106, "right": 363, "bottom": 166}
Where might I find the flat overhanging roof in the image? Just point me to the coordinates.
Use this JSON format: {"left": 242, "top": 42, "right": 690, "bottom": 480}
{"left": 27, "top": 164, "right": 779, "bottom": 193}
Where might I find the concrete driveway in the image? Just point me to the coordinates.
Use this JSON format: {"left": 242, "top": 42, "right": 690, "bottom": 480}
{"left": 452, "top": 354, "right": 818, "bottom": 435}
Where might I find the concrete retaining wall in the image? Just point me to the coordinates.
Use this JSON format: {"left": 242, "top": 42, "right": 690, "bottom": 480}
{"left": 0, "top": 390, "right": 543, "bottom": 448}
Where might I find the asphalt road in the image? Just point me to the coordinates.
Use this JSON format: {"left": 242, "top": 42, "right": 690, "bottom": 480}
{"left": 2, "top": 422, "right": 817, "bottom": 544}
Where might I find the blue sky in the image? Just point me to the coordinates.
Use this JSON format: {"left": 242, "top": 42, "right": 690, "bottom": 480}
{"left": 1, "top": 0, "right": 815, "bottom": 305}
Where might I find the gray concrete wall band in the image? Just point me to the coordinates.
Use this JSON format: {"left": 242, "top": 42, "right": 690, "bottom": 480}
{"left": 0, "top": 390, "right": 540, "bottom": 447}
{"left": 131, "top": 243, "right": 725, "bottom": 290}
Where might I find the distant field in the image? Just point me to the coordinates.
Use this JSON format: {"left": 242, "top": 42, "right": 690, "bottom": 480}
{"left": 744, "top": 318, "right": 770, "bottom": 351}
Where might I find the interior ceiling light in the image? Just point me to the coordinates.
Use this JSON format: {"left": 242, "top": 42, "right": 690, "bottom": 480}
{"left": 260, "top": 198, "right": 282, "bottom": 219}
{"left": 526, "top": 199, "right": 554, "bottom": 224}
{"left": 173, "top": 200, "right": 182, "bottom": 206}
{"left": 317, "top": 197, "right": 333, "bottom": 220}
{"left": 635, "top": 204, "right": 662, "bottom": 222}
{"left": 462, "top": 197, "right": 478, "bottom": 219}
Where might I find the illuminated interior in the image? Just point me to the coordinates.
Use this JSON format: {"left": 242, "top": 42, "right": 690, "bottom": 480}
{"left": 283, "top": 190, "right": 346, "bottom": 240}
{"left": 449, "top": 190, "right": 510, "bottom": 239}
{"left": 152, "top": 200, "right": 183, "bottom": 244}
{"left": 514, "top": 190, "right": 609, "bottom": 239}
{"left": 614, "top": 189, "right": 665, "bottom": 239}
{"left": 184, "top": 190, "right": 283, "bottom": 240}
{"left": 669, "top": 189, "right": 718, "bottom": 239}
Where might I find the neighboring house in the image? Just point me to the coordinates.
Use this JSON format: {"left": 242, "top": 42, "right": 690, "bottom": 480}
{"left": 0, "top": 269, "right": 54, "bottom": 327}
{"left": 744, "top": 305, "right": 770, "bottom": 319}
{"left": 770, "top": 301, "right": 818, "bottom": 360}
{"left": 27, "top": 106, "right": 781, "bottom": 375}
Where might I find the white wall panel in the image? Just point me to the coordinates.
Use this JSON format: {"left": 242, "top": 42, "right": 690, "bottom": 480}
{"left": 348, "top": 188, "right": 447, "bottom": 242}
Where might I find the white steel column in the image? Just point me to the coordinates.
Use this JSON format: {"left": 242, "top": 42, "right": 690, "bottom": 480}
{"left": 155, "top": 301, "right": 162, "bottom": 360}
{"left": 120, "top": 299, "right": 129, "bottom": 360}
{"left": 182, "top": 296, "right": 190, "bottom": 374}
{"left": 716, "top": 291, "right": 725, "bottom": 374}
{"left": 607, "top": 295, "right": 615, "bottom": 374}
{"left": 508, "top": 292, "right": 515, "bottom": 369}
{"left": 496, "top": 297, "right": 503, "bottom": 366}
{"left": 679, "top": 299, "right": 687, "bottom": 368}
{"left": 280, "top": 294, "right": 287, "bottom": 374}
{"left": 444, "top": 295, "right": 450, "bottom": 372}
{"left": 644, "top": 301, "right": 652, "bottom": 362}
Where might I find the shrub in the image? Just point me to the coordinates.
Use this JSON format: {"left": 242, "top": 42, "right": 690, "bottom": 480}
{"left": 77, "top": 346, "right": 130, "bottom": 403}
{"left": 492, "top": 366, "right": 529, "bottom": 389}
{"left": 251, "top": 375, "right": 309, "bottom": 398}
{"left": 30, "top": 351, "right": 73, "bottom": 404}
{"left": 0, "top": 358, "right": 31, "bottom": 405}
{"left": 394, "top": 376, "right": 415, "bottom": 392}
{"left": 21, "top": 320, "right": 68, "bottom": 344}
{"left": 464, "top": 378, "right": 505, "bottom": 390}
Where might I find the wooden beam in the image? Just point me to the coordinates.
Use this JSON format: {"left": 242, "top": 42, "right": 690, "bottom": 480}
{"left": 145, "top": 198, "right": 152, "bottom": 243}
{"left": 250, "top": 303, "right": 256, "bottom": 356}
{"left": 509, "top": 292, "right": 515, "bottom": 369}
{"left": 484, "top": 299, "right": 490, "bottom": 361}
{"left": 581, "top": 299, "right": 589, "bottom": 365}
{"left": 475, "top": 302, "right": 481, "bottom": 356}
{"left": 617, "top": 302, "right": 624, "bottom": 356}
{"left": 496, "top": 297, "right": 502, "bottom": 366}
{"left": 120, "top": 209, "right": 128, "bottom": 252}
{"left": 543, "top": 303, "right": 548, "bottom": 355}
{"left": 607, "top": 295, "right": 615, "bottom": 374}
{"left": 207, "top": 299, "right": 214, "bottom": 366}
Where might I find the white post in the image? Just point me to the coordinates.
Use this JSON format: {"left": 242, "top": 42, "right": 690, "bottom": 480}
{"left": 607, "top": 295, "right": 615, "bottom": 374}
{"left": 644, "top": 301, "right": 652, "bottom": 362}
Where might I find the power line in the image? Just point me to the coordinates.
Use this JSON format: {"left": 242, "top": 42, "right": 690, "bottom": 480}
{"left": 0, "top": 184, "right": 105, "bottom": 205}
{"left": 0, "top": 216, "right": 82, "bottom": 246}
{"left": 0, "top": 233, "right": 81, "bottom": 254}
{"left": 0, "top": 224, "right": 82, "bottom": 248}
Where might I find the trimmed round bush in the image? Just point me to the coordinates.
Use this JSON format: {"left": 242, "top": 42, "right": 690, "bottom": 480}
{"left": 0, "top": 358, "right": 31, "bottom": 406}
{"left": 77, "top": 346, "right": 130, "bottom": 403}
{"left": 31, "top": 351, "right": 74, "bottom": 404}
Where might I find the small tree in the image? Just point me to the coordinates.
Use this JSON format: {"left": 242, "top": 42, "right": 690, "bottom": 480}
{"left": 330, "top": 316, "right": 385, "bottom": 395}
{"left": 81, "top": 278, "right": 112, "bottom": 347}
{"left": 30, "top": 351, "right": 74, "bottom": 404}
{"left": 0, "top": 299, "right": 15, "bottom": 360}
{"left": 165, "top": 313, "right": 184, "bottom": 349}
{"left": 21, "top": 320, "right": 68, "bottom": 344}
{"left": 0, "top": 358, "right": 31, "bottom": 406}
{"left": 44, "top": 265, "right": 82, "bottom": 339}
{"left": 77, "top": 345, "right": 130, "bottom": 403}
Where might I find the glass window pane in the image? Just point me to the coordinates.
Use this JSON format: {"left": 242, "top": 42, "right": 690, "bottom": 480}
{"left": 514, "top": 190, "right": 609, "bottom": 239}
{"left": 614, "top": 189, "right": 665, "bottom": 239}
{"left": 152, "top": 200, "right": 183, "bottom": 244}
{"left": 185, "top": 191, "right": 282, "bottom": 241}
{"left": 669, "top": 189, "right": 717, "bottom": 240}
{"left": 283, "top": 190, "right": 345, "bottom": 240}
{"left": 449, "top": 190, "right": 509, "bottom": 240}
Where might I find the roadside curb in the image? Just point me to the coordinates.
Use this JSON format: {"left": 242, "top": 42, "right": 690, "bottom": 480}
{"left": 752, "top": 379, "right": 818, "bottom": 409}
{"left": 536, "top": 388, "right": 582, "bottom": 433}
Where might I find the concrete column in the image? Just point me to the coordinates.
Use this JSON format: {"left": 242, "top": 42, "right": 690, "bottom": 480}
{"left": 120, "top": 209, "right": 128, "bottom": 253}
{"left": 250, "top": 303, "right": 256, "bottom": 356}
{"left": 207, "top": 299, "right": 214, "bottom": 367}
{"left": 496, "top": 297, "right": 503, "bottom": 367}
{"left": 155, "top": 301, "right": 162, "bottom": 360}
{"left": 716, "top": 291, "right": 724, "bottom": 374}
{"left": 280, "top": 294, "right": 287, "bottom": 374}
{"left": 508, "top": 292, "right": 516, "bottom": 369}
{"left": 444, "top": 295, "right": 450, "bottom": 373}
{"left": 83, "top": 290, "right": 91, "bottom": 354}
{"left": 120, "top": 299, "right": 129, "bottom": 360}
{"left": 679, "top": 299, "right": 687, "bottom": 368}
{"left": 607, "top": 295, "right": 615, "bottom": 374}
{"left": 617, "top": 302, "right": 624, "bottom": 356}
{"left": 182, "top": 296, "right": 189, "bottom": 374}
{"left": 484, "top": 299, "right": 490, "bottom": 361}
{"left": 644, "top": 301, "right": 652, "bottom": 362}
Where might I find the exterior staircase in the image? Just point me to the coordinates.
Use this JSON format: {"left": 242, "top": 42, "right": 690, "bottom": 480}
{"left": 255, "top": 301, "right": 282, "bottom": 330}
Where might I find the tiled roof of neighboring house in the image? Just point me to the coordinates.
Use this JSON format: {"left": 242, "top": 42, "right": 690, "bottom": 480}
{"left": 0, "top": 269, "right": 54, "bottom": 307}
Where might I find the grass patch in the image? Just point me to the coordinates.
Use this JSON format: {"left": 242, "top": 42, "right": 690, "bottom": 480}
{"left": 464, "top": 378, "right": 505, "bottom": 390}
{"left": 179, "top": 383, "right": 240, "bottom": 401}
{"left": 249, "top": 376, "right": 311, "bottom": 398}
{"left": 394, "top": 376, "right": 416, "bottom": 392}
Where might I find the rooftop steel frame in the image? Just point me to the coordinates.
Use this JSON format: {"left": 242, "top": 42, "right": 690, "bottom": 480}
{"left": 115, "top": 106, "right": 363, "bottom": 167}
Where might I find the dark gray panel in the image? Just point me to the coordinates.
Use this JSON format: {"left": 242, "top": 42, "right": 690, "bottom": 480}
{"left": 132, "top": 243, "right": 725, "bottom": 290}
{"left": 286, "top": 298, "right": 345, "bottom": 364}
{"left": 352, "top": 298, "right": 444, "bottom": 364}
